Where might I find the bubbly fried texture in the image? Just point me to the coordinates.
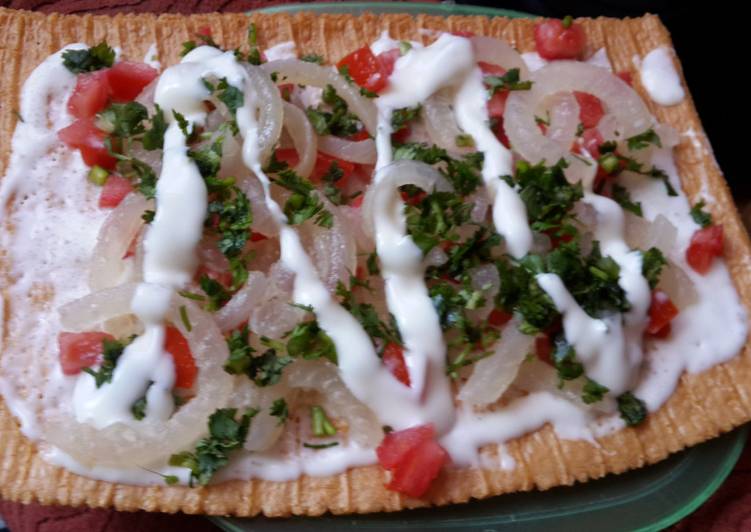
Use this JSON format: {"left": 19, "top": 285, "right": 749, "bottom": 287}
{"left": 1, "top": 7, "right": 750, "bottom": 517}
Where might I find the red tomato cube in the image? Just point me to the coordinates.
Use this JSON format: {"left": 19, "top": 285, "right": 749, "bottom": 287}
{"left": 68, "top": 70, "right": 111, "bottom": 119}
{"left": 58, "top": 331, "right": 115, "bottom": 375}
{"left": 107, "top": 61, "right": 159, "bottom": 102}
{"left": 58, "top": 118, "right": 117, "bottom": 169}
{"left": 337, "top": 46, "right": 392, "bottom": 93}
{"left": 686, "top": 225, "right": 724, "bottom": 275}
{"left": 382, "top": 342, "right": 410, "bottom": 387}
{"left": 165, "top": 325, "right": 197, "bottom": 389}
{"left": 573, "top": 91, "right": 605, "bottom": 129}
{"left": 534, "top": 19, "right": 587, "bottom": 60}
{"left": 376, "top": 424, "right": 435, "bottom": 470}
{"left": 386, "top": 439, "right": 449, "bottom": 498}
{"left": 99, "top": 175, "right": 134, "bottom": 208}
{"left": 646, "top": 290, "right": 679, "bottom": 336}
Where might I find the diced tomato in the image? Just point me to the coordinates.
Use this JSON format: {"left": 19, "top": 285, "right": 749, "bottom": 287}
{"left": 646, "top": 290, "right": 679, "bottom": 336}
{"left": 57, "top": 118, "right": 116, "bottom": 169}
{"left": 478, "top": 61, "right": 506, "bottom": 76}
{"left": 58, "top": 331, "right": 115, "bottom": 375}
{"left": 99, "top": 175, "right": 133, "bottom": 208}
{"left": 337, "top": 46, "right": 392, "bottom": 93}
{"left": 535, "top": 334, "right": 553, "bottom": 365}
{"left": 392, "top": 124, "right": 411, "bottom": 144}
{"left": 376, "top": 424, "right": 448, "bottom": 498}
{"left": 579, "top": 127, "right": 604, "bottom": 159}
{"left": 310, "top": 152, "right": 357, "bottom": 186}
{"left": 387, "top": 439, "right": 448, "bottom": 498}
{"left": 165, "top": 326, "right": 197, "bottom": 389}
{"left": 274, "top": 147, "right": 300, "bottom": 168}
{"left": 652, "top": 322, "right": 672, "bottom": 339}
{"left": 197, "top": 25, "right": 212, "bottom": 37}
{"left": 376, "top": 48, "right": 401, "bottom": 78}
{"left": 351, "top": 194, "right": 365, "bottom": 208}
{"left": 573, "top": 91, "right": 604, "bottom": 129}
{"left": 491, "top": 117, "right": 510, "bottom": 149}
{"left": 616, "top": 71, "right": 633, "bottom": 85}
{"left": 123, "top": 234, "right": 138, "bottom": 259}
{"left": 376, "top": 424, "right": 435, "bottom": 470}
{"left": 383, "top": 342, "right": 410, "bottom": 387}
{"left": 68, "top": 70, "right": 111, "bottom": 119}
{"left": 534, "top": 18, "right": 586, "bottom": 60}
{"left": 451, "top": 30, "right": 476, "bottom": 38}
{"left": 278, "top": 83, "right": 294, "bottom": 101}
{"left": 488, "top": 309, "right": 512, "bottom": 328}
{"left": 348, "top": 129, "right": 371, "bottom": 141}
{"left": 686, "top": 225, "right": 724, "bottom": 275}
{"left": 487, "top": 90, "right": 509, "bottom": 119}
{"left": 250, "top": 232, "right": 268, "bottom": 242}
{"left": 107, "top": 61, "right": 159, "bottom": 102}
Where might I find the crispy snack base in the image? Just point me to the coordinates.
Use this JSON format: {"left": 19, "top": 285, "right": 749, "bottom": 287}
{"left": 1, "top": 8, "right": 750, "bottom": 517}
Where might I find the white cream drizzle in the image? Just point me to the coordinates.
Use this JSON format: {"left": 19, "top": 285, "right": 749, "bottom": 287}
{"left": 639, "top": 47, "right": 685, "bottom": 106}
{"left": 0, "top": 34, "right": 747, "bottom": 487}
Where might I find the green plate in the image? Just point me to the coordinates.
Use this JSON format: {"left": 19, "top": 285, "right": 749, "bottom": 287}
{"left": 212, "top": 3, "right": 748, "bottom": 530}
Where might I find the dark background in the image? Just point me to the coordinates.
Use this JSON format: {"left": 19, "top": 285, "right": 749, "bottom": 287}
{"left": 463, "top": 0, "right": 745, "bottom": 202}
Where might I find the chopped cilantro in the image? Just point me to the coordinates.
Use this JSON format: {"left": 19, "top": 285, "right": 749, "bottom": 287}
{"left": 272, "top": 168, "right": 333, "bottom": 228}
{"left": 305, "top": 84, "right": 362, "bottom": 137}
{"left": 207, "top": 187, "right": 253, "bottom": 258}
{"left": 511, "top": 159, "right": 583, "bottom": 234}
{"left": 484, "top": 68, "right": 533, "bottom": 95}
{"left": 366, "top": 252, "right": 380, "bottom": 276}
{"left": 142, "top": 210, "right": 155, "bottom": 223}
{"left": 641, "top": 247, "right": 667, "bottom": 289}
{"left": 399, "top": 41, "right": 412, "bottom": 55}
{"left": 626, "top": 128, "right": 661, "bottom": 151}
{"left": 223, "top": 326, "right": 292, "bottom": 387}
{"left": 582, "top": 378, "right": 609, "bottom": 404}
{"left": 168, "top": 407, "right": 258, "bottom": 486}
{"left": 337, "top": 280, "right": 401, "bottom": 347}
{"left": 285, "top": 320, "right": 338, "bottom": 364}
{"left": 199, "top": 275, "right": 231, "bottom": 311}
{"left": 392, "top": 142, "right": 483, "bottom": 196}
{"left": 99, "top": 102, "right": 148, "bottom": 138}
{"left": 611, "top": 184, "right": 643, "bottom": 217}
{"left": 181, "top": 40, "right": 198, "bottom": 57}
{"left": 172, "top": 110, "right": 193, "bottom": 139}
{"left": 690, "top": 200, "right": 712, "bottom": 228}
{"left": 301, "top": 53, "right": 324, "bottom": 64}
{"left": 131, "top": 395, "right": 147, "bottom": 420}
{"left": 391, "top": 106, "right": 421, "bottom": 133}
{"left": 617, "top": 391, "right": 647, "bottom": 426}
{"left": 216, "top": 78, "right": 244, "bottom": 117}
{"left": 247, "top": 23, "right": 262, "bottom": 65}
{"left": 142, "top": 105, "right": 167, "bottom": 150}
{"left": 551, "top": 337, "right": 584, "bottom": 381}
{"left": 320, "top": 160, "right": 345, "bottom": 205}
{"left": 82, "top": 337, "right": 127, "bottom": 388}
{"left": 62, "top": 42, "right": 115, "bottom": 73}
{"left": 404, "top": 190, "right": 471, "bottom": 255}
{"left": 270, "top": 398, "right": 289, "bottom": 425}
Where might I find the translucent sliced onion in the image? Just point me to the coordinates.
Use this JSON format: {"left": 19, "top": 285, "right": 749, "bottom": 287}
{"left": 624, "top": 212, "right": 677, "bottom": 255}
{"left": 338, "top": 205, "right": 375, "bottom": 251}
{"left": 658, "top": 260, "right": 698, "bottom": 310}
{"left": 244, "top": 64, "right": 284, "bottom": 165}
{"left": 458, "top": 321, "right": 535, "bottom": 406}
{"left": 470, "top": 36, "right": 530, "bottom": 79}
{"left": 48, "top": 283, "right": 233, "bottom": 468}
{"left": 298, "top": 195, "right": 357, "bottom": 292}
{"left": 238, "top": 174, "right": 279, "bottom": 237}
{"left": 215, "top": 271, "right": 268, "bottom": 332}
{"left": 262, "top": 59, "right": 377, "bottom": 134}
{"left": 505, "top": 61, "right": 652, "bottom": 184}
{"left": 424, "top": 88, "right": 473, "bottom": 154}
{"left": 89, "top": 194, "right": 152, "bottom": 291}
{"left": 318, "top": 135, "right": 376, "bottom": 165}
{"left": 362, "top": 160, "right": 452, "bottom": 239}
{"left": 230, "top": 378, "right": 289, "bottom": 452}
{"left": 251, "top": 295, "right": 305, "bottom": 339}
{"left": 286, "top": 359, "right": 382, "bottom": 447}
{"left": 545, "top": 92, "right": 580, "bottom": 149}
{"left": 282, "top": 101, "right": 317, "bottom": 178}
